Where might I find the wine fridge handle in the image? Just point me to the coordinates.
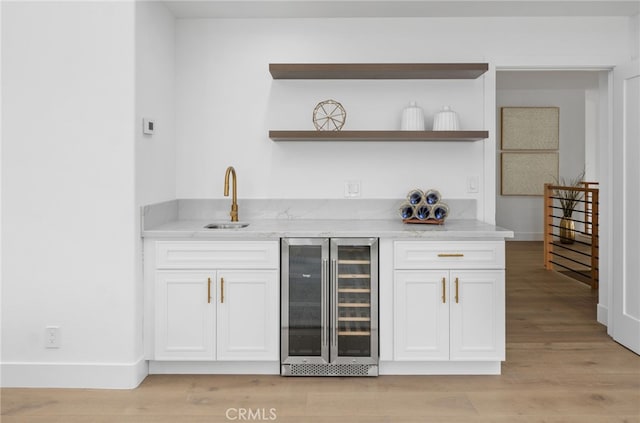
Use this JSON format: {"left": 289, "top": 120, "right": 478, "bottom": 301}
{"left": 332, "top": 259, "right": 338, "bottom": 359}
{"left": 321, "top": 259, "right": 328, "bottom": 347}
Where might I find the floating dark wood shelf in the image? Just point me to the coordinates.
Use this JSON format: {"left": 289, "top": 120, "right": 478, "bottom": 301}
{"left": 269, "top": 130, "right": 489, "bottom": 142}
{"left": 269, "top": 63, "right": 489, "bottom": 80}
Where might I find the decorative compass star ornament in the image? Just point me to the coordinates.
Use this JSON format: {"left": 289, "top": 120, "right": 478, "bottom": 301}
{"left": 313, "top": 99, "right": 346, "bottom": 131}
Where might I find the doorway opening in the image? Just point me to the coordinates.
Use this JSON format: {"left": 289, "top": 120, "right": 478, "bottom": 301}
{"left": 495, "top": 69, "right": 610, "bottom": 324}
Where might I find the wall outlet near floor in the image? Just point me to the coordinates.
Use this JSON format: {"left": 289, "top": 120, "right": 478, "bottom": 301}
{"left": 45, "top": 326, "right": 61, "bottom": 348}
{"left": 344, "top": 180, "right": 361, "bottom": 198}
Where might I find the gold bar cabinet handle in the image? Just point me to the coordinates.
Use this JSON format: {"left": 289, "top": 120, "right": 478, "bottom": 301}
{"left": 438, "top": 253, "right": 464, "bottom": 258}
{"left": 442, "top": 277, "right": 446, "bottom": 303}
{"left": 455, "top": 277, "right": 459, "bottom": 303}
{"left": 220, "top": 277, "right": 224, "bottom": 303}
{"left": 207, "top": 277, "right": 211, "bottom": 304}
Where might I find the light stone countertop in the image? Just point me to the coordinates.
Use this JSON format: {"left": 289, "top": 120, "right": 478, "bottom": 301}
{"left": 141, "top": 199, "right": 514, "bottom": 240}
{"left": 142, "top": 218, "right": 514, "bottom": 240}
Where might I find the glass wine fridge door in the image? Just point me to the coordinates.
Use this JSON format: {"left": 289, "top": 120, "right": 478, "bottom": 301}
{"left": 281, "top": 238, "right": 329, "bottom": 364}
{"left": 331, "top": 238, "right": 379, "bottom": 364}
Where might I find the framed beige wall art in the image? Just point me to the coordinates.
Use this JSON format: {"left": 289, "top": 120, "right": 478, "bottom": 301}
{"left": 501, "top": 107, "right": 559, "bottom": 150}
{"left": 501, "top": 152, "right": 559, "bottom": 196}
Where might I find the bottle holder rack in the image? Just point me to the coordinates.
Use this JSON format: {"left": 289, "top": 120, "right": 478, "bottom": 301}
{"left": 402, "top": 218, "right": 445, "bottom": 225}
{"left": 399, "top": 188, "right": 449, "bottom": 224}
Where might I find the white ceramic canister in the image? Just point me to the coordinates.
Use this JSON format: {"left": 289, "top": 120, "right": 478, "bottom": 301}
{"left": 401, "top": 101, "right": 425, "bottom": 130}
{"left": 432, "top": 105, "right": 460, "bottom": 130}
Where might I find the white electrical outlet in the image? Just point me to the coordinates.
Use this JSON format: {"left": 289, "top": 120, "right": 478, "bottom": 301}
{"left": 344, "top": 180, "right": 361, "bottom": 198}
{"left": 142, "top": 118, "right": 155, "bottom": 135}
{"left": 45, "top": 326, "right": 60, "bottom": 349}
{"left": 467, "top": 176, "right": 479, "bottom": 193}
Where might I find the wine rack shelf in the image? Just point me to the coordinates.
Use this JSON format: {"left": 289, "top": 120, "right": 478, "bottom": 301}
{"left": 338, "top": 331, "right": 371, "bottom": 336}
{"left": 338, "top": 303, "right": 371, "bottom": 308}
{"left": 338, "top": 317, "right": 371, "bottom": 322}
{"left": 338, "top": 288, "right": 371, "bottom": 293}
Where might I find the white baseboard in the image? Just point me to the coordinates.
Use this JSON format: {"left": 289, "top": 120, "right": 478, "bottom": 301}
{"left": 379, "top": 361, "right": 501, "bottom": 375}
{"left": 149, "top": 361, "right": 279, "bottom": 374}
{"left": 1, "top": 357, "right": 148, "bottom": 389}
{"left": 597, "top": 303, "right": 608, "bottom": 326}
{"left": 511, "top": 232, "right": 543, "bottom": 241}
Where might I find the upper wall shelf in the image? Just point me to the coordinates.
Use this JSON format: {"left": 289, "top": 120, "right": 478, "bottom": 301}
{"left": 269, "top": 130, "right": 489, "bottom": 142}
{"left": 269, "top": 63, "right": 489, "bottom": 80}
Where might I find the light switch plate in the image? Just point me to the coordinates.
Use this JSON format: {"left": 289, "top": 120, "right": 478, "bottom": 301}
{"left": 467, "top": 176, "right": 479, "bottom": 193}
{"left": 344, "top": 180, "right": 361, "bottom": 198}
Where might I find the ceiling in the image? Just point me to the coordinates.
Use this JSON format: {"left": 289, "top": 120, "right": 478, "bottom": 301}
{"left": 162, "top": 0, "right": 640, "bottom": 19}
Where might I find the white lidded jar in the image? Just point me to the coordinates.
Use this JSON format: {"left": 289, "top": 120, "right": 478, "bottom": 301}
{"left": 432, "top": 105, "right": 460, "bottom": 130}
{"left": 401, "top": 101, "right": 425, "bottom": 130}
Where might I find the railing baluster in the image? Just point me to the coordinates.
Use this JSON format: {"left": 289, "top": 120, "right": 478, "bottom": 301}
{"left": 544, "top": 182, "right": 599, "bottom": 290}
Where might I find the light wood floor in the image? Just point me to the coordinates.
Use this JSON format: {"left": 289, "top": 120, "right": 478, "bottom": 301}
{"left": 2, "top": 241, "right": 639, "bottom": 422}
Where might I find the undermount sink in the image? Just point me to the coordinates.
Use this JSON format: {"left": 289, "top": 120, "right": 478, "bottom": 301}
{"left": 204, "top": 223, "right": 250, "bottom": 229}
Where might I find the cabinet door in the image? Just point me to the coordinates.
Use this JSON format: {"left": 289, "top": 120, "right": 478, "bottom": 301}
{"left": 450, "top": 270, "right": 505, "bottom": 361}
{"left": 394, "top": 270, "right": 449, "bottom": 360}
{"left": 155, "top": 271, "right": 215, "bottom": 360}
{"left": 217, "top": 270, "right": 279, "bottom": 361}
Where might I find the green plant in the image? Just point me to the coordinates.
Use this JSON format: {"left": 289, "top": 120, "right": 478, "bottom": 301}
{"left": 554, "top": 171, "right": 585, "bottom": 218}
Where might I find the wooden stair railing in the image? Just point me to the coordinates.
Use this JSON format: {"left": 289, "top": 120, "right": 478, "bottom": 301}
{"left": 544, "top": 183, "right": 599, "bottom": 289}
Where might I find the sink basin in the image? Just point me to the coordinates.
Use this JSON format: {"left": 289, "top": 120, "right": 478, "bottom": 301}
{"left": 204, "top": 223, "right": 250, "bottom": 229}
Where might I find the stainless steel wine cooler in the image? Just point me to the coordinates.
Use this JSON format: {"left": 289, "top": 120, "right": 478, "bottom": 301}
{"left": 281, "top": 238, "right": 379, "bottom": 376}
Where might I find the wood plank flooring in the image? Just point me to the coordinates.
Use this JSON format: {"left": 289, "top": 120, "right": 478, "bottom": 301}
{"left": 2, "top": 241, "right": 639, "bottom": 422}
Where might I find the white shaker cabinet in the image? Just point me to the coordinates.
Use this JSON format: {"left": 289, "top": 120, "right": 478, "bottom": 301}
{"left": 216, "top": 270, "right": 279, "bottom": 361}
{"left": 394, "top": 270, "right": 449, "bottom": 360}
{"left": 148, "top": 241, "right": 279, "bottom": 363}
{"left": 449, "top": 270, "right": 504, "bottom": 360}
{"left": 393, "top": 241, "right": 505, "bottom": 365}
{"left": 155, "top": 271, "right": 216, "bottom": 360}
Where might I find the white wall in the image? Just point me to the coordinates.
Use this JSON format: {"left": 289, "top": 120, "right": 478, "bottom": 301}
{"left": 630, "top": 14, "right": 640, "bottom": 60}
{"left": 597, "top": 71, "right": 611, "bottom": 326}
{"left": 1, "top": 1, "right": 143, "bottom": 388}
{"left": 174, "top": 17, "right": 629, "bottom": 224}
{"left": 495, "top": 71, "right": 601, "bottom": 240}
{"left": 136, "top": 2, "right": 176, "bottom": 207}
{"left": 135, "top": 0, "right": 176, "bottom": 372}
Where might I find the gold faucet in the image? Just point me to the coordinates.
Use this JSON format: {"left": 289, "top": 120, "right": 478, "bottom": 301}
{"left": 224, "top": 166, "right": 238, "bottom": 222}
